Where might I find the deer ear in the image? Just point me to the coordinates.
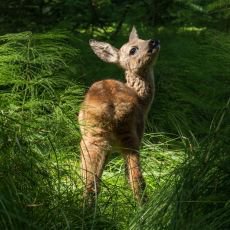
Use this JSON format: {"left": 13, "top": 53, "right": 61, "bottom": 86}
{"left": 129, "top": 26, "right": 138, "bottom": 41}
{"left": 89, "top": 39, "right": 119, "bottom": 64}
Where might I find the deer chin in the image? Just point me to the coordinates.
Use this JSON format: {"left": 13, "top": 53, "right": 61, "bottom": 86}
{"left": 148, "top": 45, "right": 160, "bottom": 55}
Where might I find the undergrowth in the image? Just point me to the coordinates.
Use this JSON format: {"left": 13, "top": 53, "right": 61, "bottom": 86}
{"left": 0, "top": 27, "right": 229, "bottom": 229}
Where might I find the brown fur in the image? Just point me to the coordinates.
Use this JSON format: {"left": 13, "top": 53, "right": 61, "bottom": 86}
{"left": 79, "top": 27, "right": 160, "bottom": 204}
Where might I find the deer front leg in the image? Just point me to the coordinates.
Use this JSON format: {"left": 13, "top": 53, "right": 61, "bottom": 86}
{"left": 80, "top": 136, "right": 109, "bottom": 205}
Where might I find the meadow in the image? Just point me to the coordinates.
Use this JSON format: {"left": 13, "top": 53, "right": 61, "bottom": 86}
{"left": 0, "top": 25, "right": 229, "bottom": 229}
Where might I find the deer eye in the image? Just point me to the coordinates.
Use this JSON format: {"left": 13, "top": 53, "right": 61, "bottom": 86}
{"left": 129, "top": 47, "right": 138, "bottom": 55}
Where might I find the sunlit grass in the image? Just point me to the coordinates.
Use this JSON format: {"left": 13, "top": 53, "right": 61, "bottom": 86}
{"left": 0, "top": 27, "right": 229, "bottom": 229}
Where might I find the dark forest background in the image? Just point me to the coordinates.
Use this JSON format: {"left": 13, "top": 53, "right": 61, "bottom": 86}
{"left": 0, "top": 0, "right": 229, "bottom": 229}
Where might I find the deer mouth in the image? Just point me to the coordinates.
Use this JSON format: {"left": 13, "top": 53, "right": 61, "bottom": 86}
{"left": 148, "top": 40, "right": 160, "bottom": 54}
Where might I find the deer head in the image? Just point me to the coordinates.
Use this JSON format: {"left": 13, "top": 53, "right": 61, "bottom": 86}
{"left": 89, "top": 27, "right": 160, "bottom": 74}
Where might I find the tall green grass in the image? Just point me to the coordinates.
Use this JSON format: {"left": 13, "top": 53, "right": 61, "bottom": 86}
{"left": 0, "top": 31, "right": 84, "bottom": 229}
{"left": 0, "top": 27, "right": 229, "bottom": 229}
{"left": 130, "top": 98, "right": 230, "bottom": 230}
{"left": 149, "top": 28, "right": 230, "bottom": 137}
{"left": 131, "top": 28, "right": 230, "bottom": 230}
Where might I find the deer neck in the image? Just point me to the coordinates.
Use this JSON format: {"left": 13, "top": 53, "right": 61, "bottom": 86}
{"left": 125, "top": 68, "right": 155, "bottom": 112}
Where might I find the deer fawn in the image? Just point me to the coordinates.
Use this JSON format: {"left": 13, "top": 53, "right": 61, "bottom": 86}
{"left": 79, "top": 27, "right": 160, "bottom": 204}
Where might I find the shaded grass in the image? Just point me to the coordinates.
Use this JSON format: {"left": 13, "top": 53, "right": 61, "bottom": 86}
{"left": 130, "top": 99, "right": 230, "bottom": 230}
{"left": 151, "top": 28, "right": 230, "bottom": 136}
{"left": 0, "top": 111, "right": 184, "bottom": 229}
{"left": 0, "top": 27, "right": 229, "bottom": 229}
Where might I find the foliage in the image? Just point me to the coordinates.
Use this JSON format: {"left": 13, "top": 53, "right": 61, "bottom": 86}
{"left": 206, "top": 0, "right": 230, "bottom": 31}
{"left": 150, "top": 28, "right": 230, "bottom": 138}
{"left": 131, "top": 99, "right": 230, "bottom": 230}
{"left": 0, "top": 0, "right": 229, "bottom": 34}
{"left": 0, "top": 26, "right": 229, "bottom": 229}
{"left": 0, "top": 31, "right": 84, "bottom": 229}
{"left": 0, "top": 1, "right": 229, "bottom": 229}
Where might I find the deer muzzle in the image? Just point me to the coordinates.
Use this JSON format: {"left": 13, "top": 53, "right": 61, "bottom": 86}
{"left": 148, "top": 39, "right": 160, "bottom": 53}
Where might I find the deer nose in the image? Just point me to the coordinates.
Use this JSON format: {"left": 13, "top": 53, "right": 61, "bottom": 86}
{"left": 149, "top": 39, "right": 160, "bottom": 48}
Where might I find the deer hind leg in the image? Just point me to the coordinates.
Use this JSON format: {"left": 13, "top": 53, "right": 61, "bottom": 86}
{"left": 120, "top": 135, "right": 146, "bottom": 203}
{"left": 124, "top": 152, "right": 146, "bottom": 203}
{"left": 80, "top": 135, "right": 110, "bottom": 205}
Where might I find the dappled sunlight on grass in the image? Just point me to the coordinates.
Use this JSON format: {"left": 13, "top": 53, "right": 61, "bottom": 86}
{"left": 0, "top": 26, "right": 229, "bottom": 229}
